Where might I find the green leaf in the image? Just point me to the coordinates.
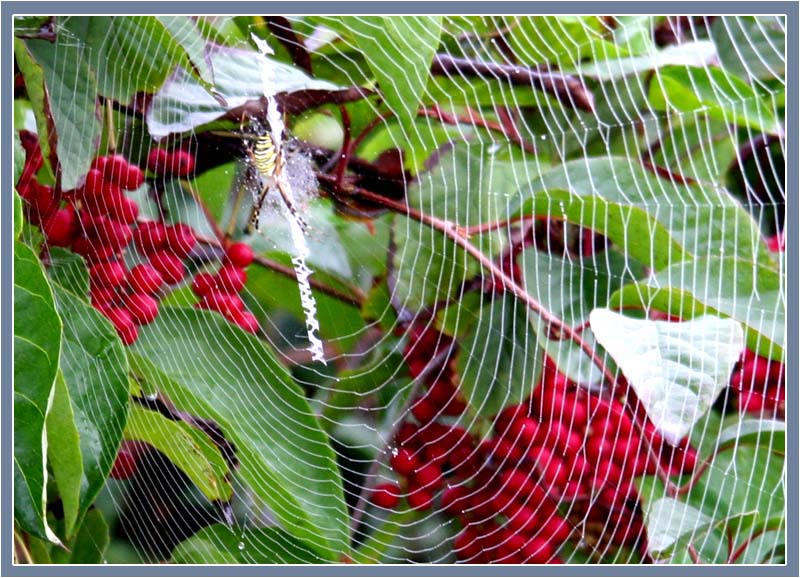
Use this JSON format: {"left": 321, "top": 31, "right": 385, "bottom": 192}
{"left": 46, "top": 248, "right": 89, "bottom": 297}
{"left": 61, "top": 16, "right": 210, "bottom": 104}
{"left": 513, "top": 189, "right": 688, "bottom": 270}
{"left": 14, "top": 189, "right": 23, "bottom": 240}
{"left": 392, "top": 143, "right": 514, "bottom": 311}
{"left": 172, "top": 524, "right": 325, "bottom": 564}
{"left": 716, "top": 418, "right": 785, "bottom": 455}
{"left": 46, "top": 371, "right": 84, "bottom": 538}
{"left": 351, "top": 16, "right": 442, "bottom": 127}
{"left": 577, "top": 41, "right": 718, "bottom": 80}
{"left": 644, "top": 498, "right": 713, "bottom": 557}
{"left": 457, "top": 294, "right": 543, "bottom": 417}
{"left": 147, "top": 44, "right": 339, "bottom": 138}
{"left": 609, "top": 257, "right": 784, "bottom": 361}
{"left": 129, "top": 307, "right": 348, "bottom": 560}
{"left": 352, "top": 509, "right": 414, "bottom": 564}
{"left": 14, "top": 131, "right": 25, "bottom": 184}
{"left": 123, "top": 405, "right": 232, "bottom": 502}
{"left": 23, "top": 35, "right": 101, "bottom": 190}
{"left": 51, "top": 509, "right": 109, "bottom": 564}
{"left": 589, "top": 309, "right": 744, "bottom": 445}
{"left": 14, "top": 242, "right": 62, "bottom": 544}
{"left": 649, "top": 65, "right": 782, "bottom": 135}
{"left": 521, "top": 156, "right": 772, "bottom": 266}
{"left": 506, "top": 16, "right": 616, "bottom": 67}
{"left": 711, "top": 17, "right": 785, "bottom": 82}
{"left": 52, "top": 285, "right": 130, "bottom": 518}
{"left": 13, "top": 38, "right": 56, "bottom": 183}
{"left": 518, "top": 248, "right": 642, "bottom": 385}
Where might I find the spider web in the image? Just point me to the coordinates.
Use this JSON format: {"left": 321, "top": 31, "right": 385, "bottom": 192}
{"left": 17, "top": 14, "right": 787, "bottom": 566}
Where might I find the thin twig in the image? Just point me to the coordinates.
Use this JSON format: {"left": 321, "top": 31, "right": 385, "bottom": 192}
{"left": 194, "top": 233, "right": 366, "bottom": 308}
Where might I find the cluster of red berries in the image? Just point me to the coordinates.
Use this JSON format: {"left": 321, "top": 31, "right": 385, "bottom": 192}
{"left": 370, "top": 323, "right": 700, "bottom": 563}
{"left": 730, "top": 349, "right": 785, "bottom": 418}
{"left": 16, "top": 132, "right": 260, "bottom": 343}
{"left": 191, "top": 242, "right": 259, "bottom": 334}
{"left": 147, "top": 146, "right": 196, "bottom": 177}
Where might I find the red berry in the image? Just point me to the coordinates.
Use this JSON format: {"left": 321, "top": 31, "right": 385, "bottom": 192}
{"left": 197, "top": 290, "right": 244, "bottom": 317}
{"left": 110, "top": 447, "right": 139, "bottom": 480}
{"left": 216, "top": 264, "right": 247, "bottom": 293}
{"left": 106, "top": 195, "right": 140, "bottom": 224}
{"left": 133, "top": 221, "right": 168, "bottom": 254}
{"left": 125, "top": 293, "right": 159, "bottom": 325}
{"left": 90, "top": 287, "right": 117, "bottom": 308}
{"left": 766, "top": 233, "right": 784, "bottom": 253}
{"left": 148, "top": 250, "right": 185, "bottom": 284}
{"left": 413, "top": 463, "right": 443, "bottom": 490}
{"left": 147, "top": 148, "right": 170, "bottom": 174}
{"left": 103, "top": 306, "right": 138, "bottom": 345}
{"left": 128, "top": 264, "right": 164, "bottom": 294}
{"left": 92, "top": 154, "right": 130, "bottom": 186}
{"left": 170, "top": 150, "right": 195, "bottom": 176}
{"left": 542, "top": 514, "right": 571, "bottom": 543}
{"left": 521, "top": 536, "right": 555, "bottom": 563}
{"left": 370, "top": 483, "right": 401, "bottom": 509}
{"left": 389, "top": 448, "right": 419, "bottom": 477}
{"left": 122, "top": 164, "right": 145, "bottom": 191}
{"left": 87, "top": 216, "right": 133, "bottom": 250}
{"left": 164, "top": 223, "right": 196, "bottom": 257}
{"left": 90, "top": 261, "right": 127, "bottom": 288}
{"left": 191, "top": 272, "right": 217, "bottom": 297}
{"left": 226, "top": 242, "right": 254, "bottom": 268}
{"left": 440, "top": 485, "right": 469, "bottom": 515}
{"left": 230, "top": 309, "right": 260, "bottom": 334}
{"left": 79, "top": 168, "right": 105, "bottom": 197}
{"left": 42, "top": 207, "right": 78, "bottom": 247}
{"left": 406, "top": 486, "right": 434, "bottom": 511}
{"left": 410, "top": 397, "right": 438, "bottom": 423}
{"left": 454, "top": 528, "right": 481, "bottom": 561}
{"left": 505, "top": 504, "right": 539, "bottom": 534}
{"left": 72, "top": 236, "right": 116, "bottom": 263}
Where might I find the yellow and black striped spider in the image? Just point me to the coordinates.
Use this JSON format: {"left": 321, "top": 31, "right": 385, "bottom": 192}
{"left": 241, "top": 115, "right": 308, "bottom": 234}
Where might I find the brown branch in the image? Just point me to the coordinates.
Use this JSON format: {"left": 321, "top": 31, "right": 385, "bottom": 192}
{"left": 419, "top": 105, "right": 537, "bottom": 154}
{"left": 431, "top": 53, "right": 595, "bottom": 113}
{"left": 264, "top": 16, "right": 313, "bottom": 75}
{"left": 687, "top": 544, "right": 702, "bottom": 564}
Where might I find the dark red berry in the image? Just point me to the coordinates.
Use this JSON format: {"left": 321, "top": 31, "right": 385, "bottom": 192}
{"left": 226, "top": 242, "right": 254, "bottom": 268}
{"left": 389, "top": 448, "right": 419, "bottom": 477}
{"left": 122, "top": 163, "right": 145, "bottom": 191}
{"left": 196, "top": 290, "right": 244, "bottom": 317}
{"left": 133, "top": 221, "right": 168, "bottom": 254}
{"left": 110, "top": 447, "right": 139, "bottom": 480}
{"left": 191, "top": 272, "right": 217, "bottom": 297}
{"left": 440, "top": 485, "right": 469, "bottom": 515}
{"left": 127, "top": 264, "right": 164, "bottom": 294}
{"left": 106, "top": 195, "right": 140, "bottom": 224}
{"left": 42, "top": 207, "right": 78, "bottom": 247}
{"left": 521, "top": 536, "right": 555, "bottom": 563}
{"left": 164, "top": 223, "right": 196, "bottom": 257}
{"left": 216, "top": 264, "right": 247, "bottom": 293}
{"left": 370, "top": 483, "right": 401, "bottom": 509}
{"left": 410, "top": 397, "right": 438, "bottom": 423}
{"left": 230, "top": 309, "right": 260, "bottom": 334}
{"left": 170, "top": 150, "right": 195, "bottom": 176}
{"left": 80, "top": 168, "right": 105, "bottom": 197}
{"left": 125, "top": 293, "right": 159, "bottom": 325}
{"left": 147, "top": 148, "right": 170, "bottom": 174}
{"left": 87, "top": 216, "right": 133, "bottom": 250}
{"left": 90, "top": 287, "right": 117, "bottom": 308}
{"left": 406, "top": 485, "right": 434, "bottom": 511}
{"left": 72, "top": 236, "right": 116, "bottom": 263}
{"left": 92, "top": 154, "right": 130, "bottom": 186}
{"left": 90, "top": 261, "right": 127, "bottom": 288}
{"left": 103, "top": 306, "right": 138, "bottom": 345}
{"left": 148, "top": 250, "right": 185, "bottom": 284}
{"left": 414, "top": 463, "right": 443, "bottom": 490}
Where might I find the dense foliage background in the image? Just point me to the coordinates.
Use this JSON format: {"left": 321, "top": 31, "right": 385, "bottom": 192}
{"left": 13, "top": 15, "right": 786, "bottom": 565}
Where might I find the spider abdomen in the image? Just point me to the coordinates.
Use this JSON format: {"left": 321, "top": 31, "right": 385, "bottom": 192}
{"left": 253, "top": 134, "right": 278, "bottom": 178}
